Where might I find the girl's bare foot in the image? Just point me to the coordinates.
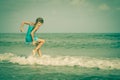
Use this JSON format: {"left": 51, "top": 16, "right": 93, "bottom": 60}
{"left": 37, "top": 50, "right": 42, "bottom": 57}
{"left": 32, "top": 50, "right": 36, "bottom": 56}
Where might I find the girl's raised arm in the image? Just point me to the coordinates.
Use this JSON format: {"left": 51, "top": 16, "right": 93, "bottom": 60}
{"left": 20, "top": 21, "right": 34, "bottom": 32}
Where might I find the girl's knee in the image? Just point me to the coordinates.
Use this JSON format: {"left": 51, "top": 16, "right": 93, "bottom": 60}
{"left": 38, "top": 39, "right": 45, "bottom": 43}
{"left": 42, "top": 39, "right": 45, "bottom": 43}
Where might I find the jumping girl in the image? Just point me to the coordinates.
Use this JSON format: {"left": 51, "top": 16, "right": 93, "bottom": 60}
{"left": 20, "top": 17, "right": 45, "bottom": 57}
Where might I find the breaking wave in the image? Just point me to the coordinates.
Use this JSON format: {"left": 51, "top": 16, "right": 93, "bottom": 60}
{"left": 0, "top": 53, "right": 120, "bottom": 70}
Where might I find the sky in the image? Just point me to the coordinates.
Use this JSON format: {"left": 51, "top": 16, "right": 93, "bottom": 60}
{"left": 0, "top": 0, "right": 120, "bottom": 33}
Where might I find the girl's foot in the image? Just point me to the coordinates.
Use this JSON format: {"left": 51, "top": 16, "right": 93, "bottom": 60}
{"left": 37, "top": 50, "right": 42, "bottom": 57}
{"left": 32, "top": 50, "right": 36, "bottom": 56}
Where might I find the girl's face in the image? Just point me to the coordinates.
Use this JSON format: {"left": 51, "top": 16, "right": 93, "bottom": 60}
{"left": 36, "top": 22, "right": 42, "bottom": 26}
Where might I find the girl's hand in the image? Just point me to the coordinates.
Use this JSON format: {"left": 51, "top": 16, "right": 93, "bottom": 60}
{"left": 32, "top": 41, "right": 36, "bottom": 46}
{"left": 20, "top": 27, "right": 24, "bottom": 32}
{"left": 19, "top": 22, "right": 25, "bottom": 32}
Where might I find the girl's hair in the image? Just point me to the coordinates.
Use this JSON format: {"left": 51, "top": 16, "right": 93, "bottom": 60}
{"left": 34, "top": 17, "right": 44, "bottom": 25}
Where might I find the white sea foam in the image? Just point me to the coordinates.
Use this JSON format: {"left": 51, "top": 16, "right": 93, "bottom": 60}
{"left": 0, "top": 53, "right": 120, "bottom": 70}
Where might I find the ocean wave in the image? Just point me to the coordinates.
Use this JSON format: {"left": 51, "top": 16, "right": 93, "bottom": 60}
{"left": 0, "top": 53, "right": 120, "bottom": 70}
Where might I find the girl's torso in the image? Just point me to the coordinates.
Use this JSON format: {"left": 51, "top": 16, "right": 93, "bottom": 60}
{"left": 25, "top": 25, "right": 38, "bottom": 42}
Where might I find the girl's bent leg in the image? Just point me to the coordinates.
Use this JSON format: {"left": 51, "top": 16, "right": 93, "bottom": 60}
{"left": 33, "top": 39, "right": 45, "bottom": 56}
{"left": 35, "top": 39, "right": 45, "bottom": 50}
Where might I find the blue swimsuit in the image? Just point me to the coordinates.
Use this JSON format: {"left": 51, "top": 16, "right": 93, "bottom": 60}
{"left": 25, "top": 25, "right": 38, "bottom": 42}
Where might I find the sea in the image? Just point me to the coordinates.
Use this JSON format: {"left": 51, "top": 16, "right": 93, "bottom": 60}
{"left": 0, "top": 33, "right": 120, "bottom": 80}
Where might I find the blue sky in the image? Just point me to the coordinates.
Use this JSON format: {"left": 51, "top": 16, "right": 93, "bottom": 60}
{"left": 0, "top": 0, "right": 120, "bottom": 33}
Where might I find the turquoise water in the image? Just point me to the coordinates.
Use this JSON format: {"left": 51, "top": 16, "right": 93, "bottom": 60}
{"left": 0, "top": 33, "right": 120, "bottom": 80}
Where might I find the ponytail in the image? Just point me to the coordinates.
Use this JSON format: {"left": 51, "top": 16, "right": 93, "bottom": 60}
{"left": 34, "top": 17, "right": 44, "bottom": 26}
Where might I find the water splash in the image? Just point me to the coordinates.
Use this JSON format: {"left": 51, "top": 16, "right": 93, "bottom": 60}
{"left": 0, "top": 53, "right": 120, "bottom": 70}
